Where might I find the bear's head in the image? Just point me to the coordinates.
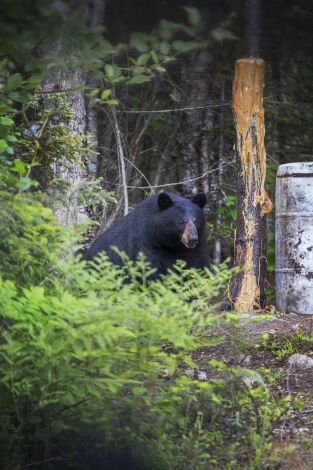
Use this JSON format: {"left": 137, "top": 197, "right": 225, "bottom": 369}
{"left": 156, "top": 192, "right": 206, "bottom": 250}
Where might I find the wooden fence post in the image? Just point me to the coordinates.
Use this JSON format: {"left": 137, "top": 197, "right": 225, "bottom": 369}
{"left": 229, "top": 58, "right": 272, "bottom": 311}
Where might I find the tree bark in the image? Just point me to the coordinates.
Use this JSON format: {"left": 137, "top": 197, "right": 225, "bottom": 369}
{"left": 245, "top": 0, "right": 261, "bottom": 57}
{"left": 213, "top": 78, "right": 225, "bottom": 264}
{"left": 86, "top": 0, "right": 106, "bottom": 177}
{"left": 51, "top": 69, "right": 88, "bottom": 226}
{"left": 43, "top": 0, "right": 89, "bottom": 226}
{"left": 180, "top": 48, "right": 213, "bottom": 198}
{"left": 229, "top": 58, "right": 272, "bottom": 311}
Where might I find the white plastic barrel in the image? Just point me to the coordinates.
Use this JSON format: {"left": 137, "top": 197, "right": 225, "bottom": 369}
{"left": 276, "top": 162, "right": 313, "bottom": 315}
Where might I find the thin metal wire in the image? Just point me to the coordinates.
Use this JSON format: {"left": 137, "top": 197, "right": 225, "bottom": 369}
{"left": 107, "top": 166, "right": 230, "bottom": 190}
{"left": 115, "top": 102, "right": 231, "bottom": 114}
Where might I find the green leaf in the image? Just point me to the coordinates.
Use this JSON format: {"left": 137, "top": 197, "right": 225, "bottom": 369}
{"left": 6, "top": 73, "right": 23, "bottom": 91}
{"left": 159, "top": 41, "right": 170, "bottom": 55}
{"left": 150, "top": 51, "right": 159, "bottom": 64}
{"left": 225, "top": 196, "right": 236, "bottom": 207}
{"left": 137, "top": 53, "right": 150, "bottom": 66}
{"left": 159, "top": 20, "right": 177, "bottom": 40}
{"left": 104, "top": 65, "right": 113, "bottom": 77}
{"left": 0, "top": 139, "right": 9, "bottom": 153}
{"left": 172, "top": 40, "right": 208, "bottom": 53}
{"left": 101, "top": 89, "right": 112, "bottom": 100}
{"left": 13, "top": 159, "right": 27, "bottom": 176}
{"left": 106, "top": 99, "right": 119, "bottom": 106}
{"left": 23, "top": 78, "right": 42, "bottom": 90}
{"left": 132, "top": 66, "right": 145, "bottom": 76}
{"left": 0, "top": 117, "right": 14, "bottom": 126}
{"left": 169, "top": 89, "right": 181, "bottom": 102}
{"left": 183, "top": 6, "right": 201, "bottom": 26}
{"left": 8, "top": 92, "right": 25, "bottom": 103}
{"left": 127, "top": 75, "right": 151, "bottom": 85}
{"left": 172, "top": 40, "right": 195, "bottom": 53}
{"left": 16, "top": 177, "right": 38, "bottom": 191}
{"left": 88, "top": 88, "right": 99, "bottom": 97}
{"left": 230, "top": 210, "right": 237, "bottom": 221}
{"left": 6, "top": 135, "right": 18, "bottom": 142}
{"left": 211, "top": 28, "right": 237, "bottom": 41}
{"left": 152, "top": 64, "right": 166, "bottom": 74}
{"left": 104, "top": 64, "right": 121, "bottom": 78}
{"left": 130, "top": 33, "right": 149, "bottom": 52}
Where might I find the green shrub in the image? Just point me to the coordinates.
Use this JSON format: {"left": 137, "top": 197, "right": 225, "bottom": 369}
{"left": 0, "top": 191, "right": 73, "bottom": 287}
{"left": 0, "top": 254, "right": 286, "bottom": 470}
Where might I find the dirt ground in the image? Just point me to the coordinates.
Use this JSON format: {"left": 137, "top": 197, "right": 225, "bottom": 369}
{"left": 192, "top": 311, "right": 313, "bottom": 470}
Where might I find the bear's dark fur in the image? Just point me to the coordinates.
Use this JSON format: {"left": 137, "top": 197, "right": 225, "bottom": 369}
{"left": 85, "top": 192, "right": 210, "bottom": 278}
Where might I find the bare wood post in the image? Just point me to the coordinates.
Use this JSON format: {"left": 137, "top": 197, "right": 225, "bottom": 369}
{"left": 229, "top": 58, "right": 272, "bottom": 311}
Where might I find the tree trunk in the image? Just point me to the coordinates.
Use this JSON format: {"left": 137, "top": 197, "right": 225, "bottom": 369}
{"left": 50, "top": 68, "right": 88, "bottom": 226}
{"left": 213, "top": 78, "right": 225, "bottom": 265}
{"left": 86, "top": 0, "right": 106, "bottom": 177}
{"left": 43, "top": 0, "right": 97, "bottom": 226}
{"left": 229, "top": 58, "right": 272, "bottom": 311}
{"left": 180, "top": 48, "right": 213, "bottom": 198}
{"left": 245, "top": 0, "right": 261, "bottom": 57}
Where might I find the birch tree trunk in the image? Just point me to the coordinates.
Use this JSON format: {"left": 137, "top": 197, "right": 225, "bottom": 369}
{"left": 50, "top": 69, "right": 88, "bottom": 226}
{"left": 43, "top": 0, "right": 95, "bottom": 226}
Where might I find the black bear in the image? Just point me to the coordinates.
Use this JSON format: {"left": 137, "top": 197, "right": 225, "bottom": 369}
{"left": 85, "top": 192, "right": 209, "bottom": 279}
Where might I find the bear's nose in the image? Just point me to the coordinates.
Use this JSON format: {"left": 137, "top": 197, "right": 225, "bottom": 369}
{"left": 181, "top": 220, "right": 199, "bottom": 248}
{"left": 187, "top": 235, "right": 198, "bottom": 247}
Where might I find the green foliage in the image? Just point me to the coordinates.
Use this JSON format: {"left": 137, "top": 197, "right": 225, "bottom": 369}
{"left": 261, "top": 330, "right": 313, "bottom": 361}
{"left": 0, "top": 191, "right": 73, "bottom": 287}
{"left": 48, "top": 177, "right": 116, "bottom": 221}
{"left": 96, "top": 7, "right": 211, "bottom": 93}
{"left": 0, "top": 253, "right": 285, "bottom": 469}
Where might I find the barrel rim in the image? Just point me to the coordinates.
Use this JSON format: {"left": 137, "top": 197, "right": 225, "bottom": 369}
{"left": 277, "top": 162, "right": 313, "bottom": 177}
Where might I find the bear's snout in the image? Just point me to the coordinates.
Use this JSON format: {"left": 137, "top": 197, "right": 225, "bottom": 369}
{"left": 181, "top": 220, "right": 198, "bottom": 248}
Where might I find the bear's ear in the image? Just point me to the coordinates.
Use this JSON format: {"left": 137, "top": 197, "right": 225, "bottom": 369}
{"left": 158, "top": 192, "right": 173, "bottom": 211}
{"left": 192, "top": 193, "right": 206, "bottom": 208}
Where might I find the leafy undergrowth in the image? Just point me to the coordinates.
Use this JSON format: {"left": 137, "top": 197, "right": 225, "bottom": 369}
{"left": 0, "top": 247, "right": 293, "bottom": 470}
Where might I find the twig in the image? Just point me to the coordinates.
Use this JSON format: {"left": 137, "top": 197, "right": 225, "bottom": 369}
{"left": 111, "top": 107, "right": 129, "bottom": 215}
{"left": 54, "top": 398, "right": 89, "bottom": 416}
{"left": 37, "top": 114, "right": 50, "bottom": 140}
{"left": 130, "top": 115, "right": 151, "bottom": 162}
{"left": 122, "top": 154, "right": 153, "bottom": 192}
{"left": 100, "top": 196, "right": 124, "bottom": 233}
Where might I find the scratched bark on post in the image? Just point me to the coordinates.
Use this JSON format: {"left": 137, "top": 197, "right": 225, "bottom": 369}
{"left": 229, "top": 58, "right": 272, "bottom": 311}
